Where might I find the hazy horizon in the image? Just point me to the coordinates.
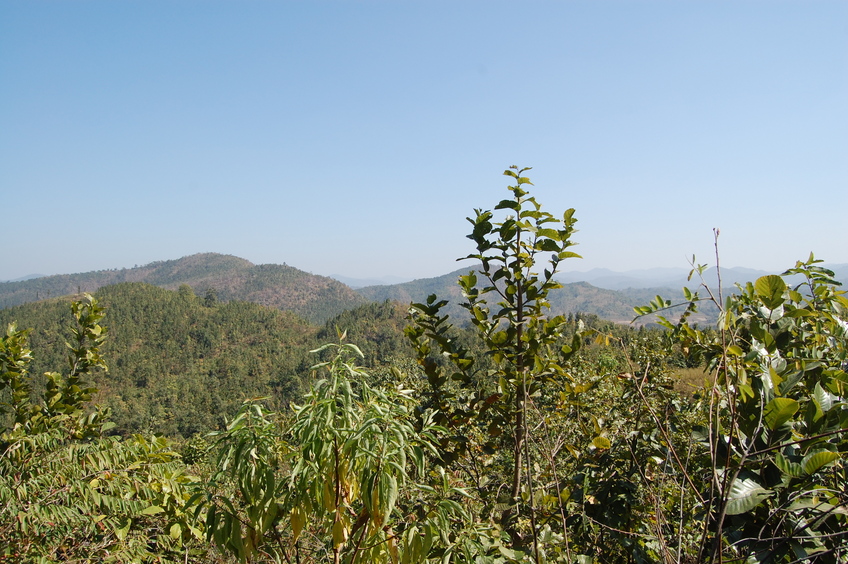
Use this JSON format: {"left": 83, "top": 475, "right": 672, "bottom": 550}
{"left": 4, "top": 251, "right": 846, "bottom": 287}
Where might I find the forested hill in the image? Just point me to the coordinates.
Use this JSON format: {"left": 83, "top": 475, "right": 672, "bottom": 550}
{"left": 0, "top": 253, "right": 365, "bottom": 323}
{"left": 0, "top": 283, "right": 413, "bottom": 438}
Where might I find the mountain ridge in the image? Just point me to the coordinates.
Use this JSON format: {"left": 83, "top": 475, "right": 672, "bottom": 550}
{"left": 0, "top": 253, "right": 364, "bottom": 324}
{"left": 555, "top": 263, "right": 848, "bottom": 290}
{"left": 355, "top": 266, "right": 716, "bottom": 324}
{"left": 4, "top": 253, "right": 844, "bottom": 326}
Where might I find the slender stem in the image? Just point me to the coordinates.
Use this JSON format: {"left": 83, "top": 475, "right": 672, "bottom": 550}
{"left": 714, "top": 229, "right": 723, "bottom": 308}
{"left": 526, "top": 395, "right": 571, "bottom": 562}
{"left": 621, "top": 348, "right": 704, "bottom": 506}
{"left": 506, "top": 211, "right": 526, "bottom": 540}
{"left": 523, "top": 369, "right": 540, "bottom": 563}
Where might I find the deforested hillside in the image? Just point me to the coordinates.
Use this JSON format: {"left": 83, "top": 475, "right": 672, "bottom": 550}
{"left": 0, "top": 253, "right": 366, "bottom": 323}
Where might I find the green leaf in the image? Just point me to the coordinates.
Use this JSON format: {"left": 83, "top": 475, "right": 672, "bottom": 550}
{"left": 557, "top": 251, "right": 581, "bottom": 260}
{"left": 727, "top": 345, "right": 744, "bottom": 357}
{"left": 768, "top": 367, "right": 783, "bottom": 392}
{"left": 691, "top": 425, "right": 710, "bottom": 443}
{"left": 140, "top": 505, "right": 165, "bottom": 515}
{"left": 490, "top": 331, "right": 508, "bottom": 345}
{"left": 592, "top": 436, "right": 611, "bottom": 449}
{"left": 775, "top": 452, "right": 803, "bottom": 478}
{"left": 755, "top": 275, "right": 786, "bottom": 310}
{"left": 494, "top": 199, "right": 519, "bottom": 211}
{"left": 725, "top": 476, "right": 772, "bottom": 515}
{"left": 813, "top": 382, "right": 835, "bottom": 416}
{"left": 801, "top": 450, "right": 840, "bottom": 475}
{"left": 114, "top": 518, "right": 131, "bottom": 541}
{"left": 787, "top": 497, "right": 848, "bottom": 515}
{"left": 764, "top": 397, "right": 799, "bottom": 430}
{"left": 498, "top": 545, "right": 518, "bottom": 559}
{"left": 537, "top": 238, "right": 560, "bottom": 252}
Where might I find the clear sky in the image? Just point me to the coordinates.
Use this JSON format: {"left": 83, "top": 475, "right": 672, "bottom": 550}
{"left": 1, "top": 1, "right": 846, "bottom": 282}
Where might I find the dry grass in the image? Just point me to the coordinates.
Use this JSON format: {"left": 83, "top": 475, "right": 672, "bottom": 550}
{"left": 672, "top": 367, "right": 713, "bottom": 395}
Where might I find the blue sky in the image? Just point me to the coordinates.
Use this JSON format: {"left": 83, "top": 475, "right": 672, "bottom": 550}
{"left": 1, "top": 1, "right": 846, "bottom": 282}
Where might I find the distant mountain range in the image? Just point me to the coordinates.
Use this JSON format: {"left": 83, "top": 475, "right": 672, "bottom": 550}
{"left": 354, "top": 261, "right": 846, "bottom": 324}
{"left": 329, "top": 274, "right": 412, "bottom": 289}
{"left": 0, "top": 273, "right": 47, "bottom": 283}
{"left": 356, "top": 266, "right": 718, "bottom": 324}
{"left": 554, "top": 263, "right": 848, "bottom": 291}
{"left": 2, "top": 254, "right": 844, "bottom": 325}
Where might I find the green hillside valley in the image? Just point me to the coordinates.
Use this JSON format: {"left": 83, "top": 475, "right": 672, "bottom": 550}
{"left": 2, "top": 169, "right": 846, "bottom": 564}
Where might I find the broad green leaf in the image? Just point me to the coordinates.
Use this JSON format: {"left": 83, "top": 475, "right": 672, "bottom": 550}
{"left": 725, "top": 476, "right": 772, "bottom": 515}
{"left": 115, "top": 518, "right": 131, "bottom": 541}
{"left": 775, "top": 452, "right": 803, "bottom": 477}
{"left": 813, "top": 382, "right": 835, "bottom": 415}
{"left": 727, "top": 345, "right": 744, "bottom": 357}
{"left": 691, "top": 425, "right": 710, "bottom": 443}
{"left": 764, "top": 397, "right": 799, "bottom": 430}
{"left": 755, "top": 275, "right": 786, "bottom": 310}
{"left": 787, "top": 497, "right": 848, "bottom": 515}
{"left": 768, "top": 367, "right": 783, "bottom": 392}
{"left": 537, "top": 238, "right": 560, "bottom": 252}
{"left": 140, "top": 505, "right": 165, "bottom": 515}
{"left": 558, "top": 251, "right": 581, "bottom": 260}
{"left": 786, "top": 308, "right": 814, "bottom": 318}
{"left": 490, "top": 331, "right": 508, "bottom": 345}
{"left": 801, "top": 450, "right": 840, "bottom": 475}
{"left": 494, "top": 199, "right": 519, "bottom": 211}
{"left": 592, "top": 436, "right": 611, "bottom": 449}
{"left": 571, "top": 382, "right": 592, "bottom": 394}
{"left": 499, "top": 546, "right": 518, "bottom": 559}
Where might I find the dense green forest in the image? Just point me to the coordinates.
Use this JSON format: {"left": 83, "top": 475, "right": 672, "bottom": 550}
{"left": 2, "top": 168, "right": 846, "bottom": 563}
{"left": 0, "top": 283, "right": 622, "bottom": 440}
{"left": 0, "top": 284, "right": 422, "bottom": 438}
